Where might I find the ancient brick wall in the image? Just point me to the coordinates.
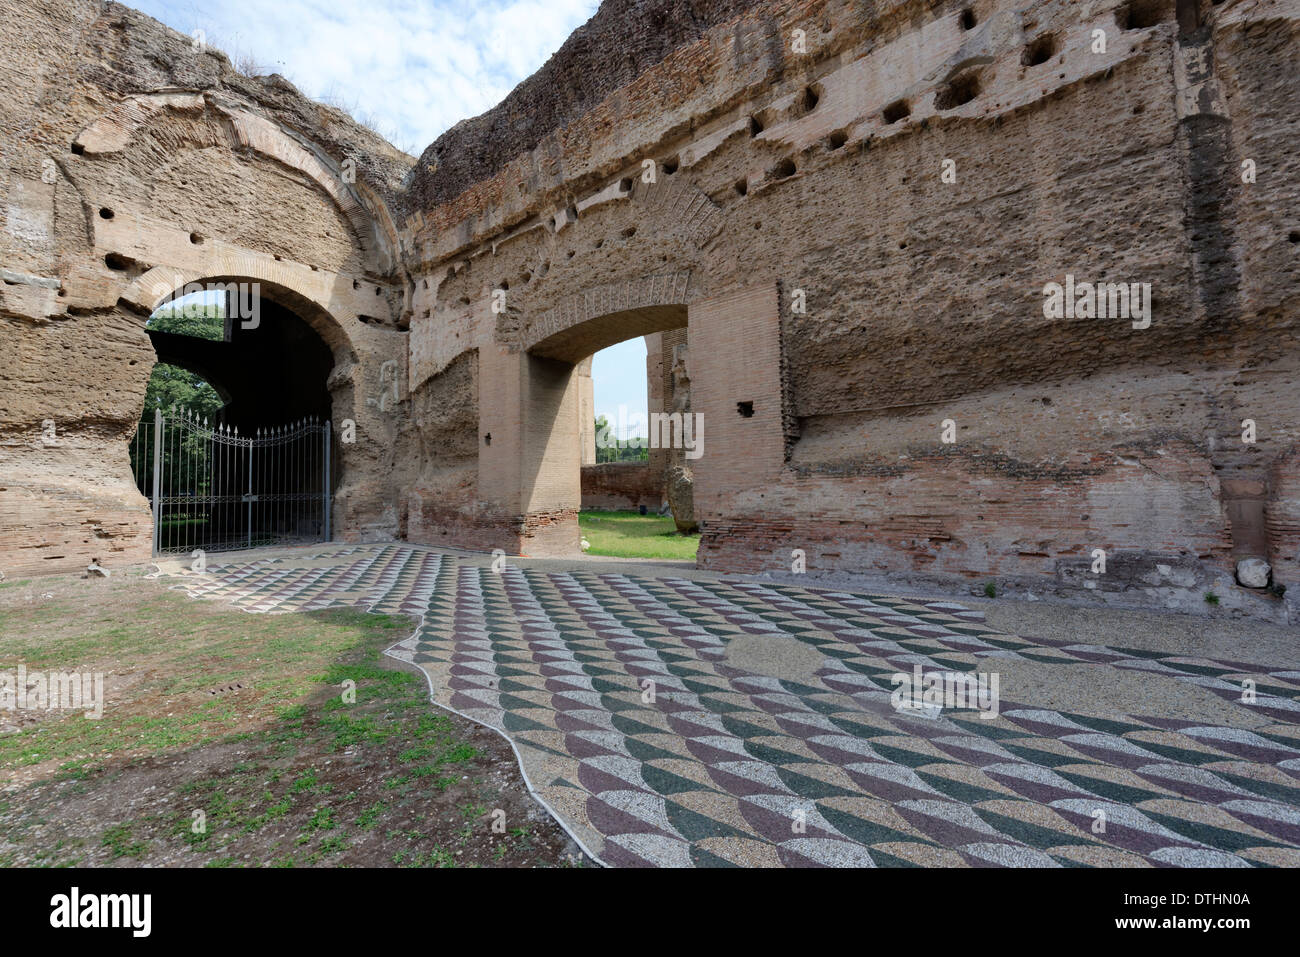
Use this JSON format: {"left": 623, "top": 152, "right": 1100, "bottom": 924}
{"left": 3, "top": 0, "right": 1297, "bottom": 622}
{"left": 581, "top": 463, "right": 666, "bottom": 510}
{"left": 399, "top": 0, "right": 1300, "bottom": 621}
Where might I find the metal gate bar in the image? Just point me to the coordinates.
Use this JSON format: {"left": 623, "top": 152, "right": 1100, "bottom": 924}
{"left": 130, "top": 410, "right": 331, "bottom": 556}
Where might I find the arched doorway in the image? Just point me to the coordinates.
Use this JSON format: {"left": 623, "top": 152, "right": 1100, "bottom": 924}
{"left": 131, "top": 280, "right": 339, "bottom": 555}
{"left": 478, "top": 303, "right": 692, "bottom": 557}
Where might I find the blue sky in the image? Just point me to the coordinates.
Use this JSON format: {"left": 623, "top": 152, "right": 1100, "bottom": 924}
{"left": 131, "top": 0, "right": 600, "bottom": 152}
{"left": 591, "top": 338, "right": 647, "bottom": 438}
{"left": 134, "top": 0, "right": 645, "bottom": 422}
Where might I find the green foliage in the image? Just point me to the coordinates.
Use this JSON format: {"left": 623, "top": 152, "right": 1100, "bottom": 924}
{"left": 142, "top": 302, "right": 226, "bottom": 421}
{"left": 594, "top": 415, "right": 649, "bottom": 463}
{"left": 148, "top": 301, "right": 225, "bottom": 340}
{"left": 142, "top": 364, "right": 224, "bottom": 421}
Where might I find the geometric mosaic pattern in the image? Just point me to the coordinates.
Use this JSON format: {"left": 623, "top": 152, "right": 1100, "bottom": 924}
{"left": 171, "top": 544, "right": 1300, "bottom": 867}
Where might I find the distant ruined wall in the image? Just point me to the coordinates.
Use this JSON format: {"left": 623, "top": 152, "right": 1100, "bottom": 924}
{"left": 3, "top": 0, "right": 1298, "bottom": 623}
{"left": 582, "top": 463, "right": 666, "bottom": 511}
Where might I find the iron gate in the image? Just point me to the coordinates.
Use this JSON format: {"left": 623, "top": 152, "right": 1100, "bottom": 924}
{"left": 130, "top": 409, "right": 331, "bottom": 555}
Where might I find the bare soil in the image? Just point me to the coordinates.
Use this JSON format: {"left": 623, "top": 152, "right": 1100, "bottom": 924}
{"left": 0, "top": 572, "right": 590, "bottom": 868}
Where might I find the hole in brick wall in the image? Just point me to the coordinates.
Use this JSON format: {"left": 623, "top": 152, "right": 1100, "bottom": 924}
{"left": 802, "top": 85, "right": 820, "bottom": 113}
{"left": 566, "top": 249, "right": 575, "bottom": 258}
{"left": 352, "top": 279, "right": 359, "bottom": 289}
{"left": 622, "top": 226, "right": 637, "bottom": 238}
{"left": 484, "top": 433, "right": 491, "bottom": 446}
{"left": 749, "top": 115, "right": 764, "bottom": 136}
{"left": 1289, "top": 231, "right": 1300, "bottom": 243}
{"left": 189, "top": 232, "right": 203, "bottom": 244}
{"left": 734, "top": 178, "right": 749, "bottom": 195}
{"left": 104, "top": 253, "right": 129, "bottom": 271}
{"left": 663, "top": 156, "right": 679, "bottom": 175}
{"left": 98, "top": 207, "right": 113, "bottom": 219}
{"left": 1022, "top": 33, "right": 1058, "bottom": 66}
{"left": 499, "top": 280, "right": 509, "bottom": 290}
{"left": 770, "top": 157, "right": 796, "bottom": 180}
{"left": 1116, "top": 0, "right": 1171, "bottom": 29}
{"left": 375, "top": 286, "right": 382, "bottom": 295}
{"left": 566, "top": 204, "right": 578, "bottom": 222}
{"left": 935, "top": 71, "right": 982, "bottom": 109}
{"left": 826, "top": 129, "right": 848, "bottom": 150}
{"left": 736, "top": 401, "right": 754, "bottom": 418}
{"left": 882, "top": 99, "right": 911, "bottom": 124}
{"left": 959, "top": 8, "right": 976, "bottom": 29}
{"left": 619, "top": 177, "right": 633, "bottom": 193}
{"left": 70, "top": 142, "right": 84, "bottom": 155}
{"left": 274, "top": 254, "right": 282, "bottom": 261}
{"left": 422, "top": 278, "right": 428, "bottom": 289}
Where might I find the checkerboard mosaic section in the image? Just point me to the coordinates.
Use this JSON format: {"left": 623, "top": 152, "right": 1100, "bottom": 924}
{"left": 172, "top": 544, "right": 1300, "bottom": 868}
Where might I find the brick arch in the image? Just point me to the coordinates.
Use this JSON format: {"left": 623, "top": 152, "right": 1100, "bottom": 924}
{"left": 520, "top": 272, "right": 692, "bottom": 360}
{"left": 123, "top": 263, "right": 361, "bottom": 363}
{"left": 72, "top": 93, "right": 400, "bottom": 271}
{"left": 623, "top": 176, "right": 723, "bottom": 249}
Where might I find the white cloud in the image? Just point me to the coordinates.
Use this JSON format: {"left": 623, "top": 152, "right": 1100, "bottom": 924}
{"left": 131, "top": 0, "right": 600, "bottom": 154}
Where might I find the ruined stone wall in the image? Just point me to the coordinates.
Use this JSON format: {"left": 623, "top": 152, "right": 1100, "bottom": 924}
{"left": 0, "top": 0, "right": 413, "bottom": 577}
{"left": 402, "top": 0, "right": 1300, "bottom": 620}
{"left": 3, "top": 0, "right": 1297, "bottom": 622}
{"left": 581, "top": 463, "right": 666, "bottom": 510}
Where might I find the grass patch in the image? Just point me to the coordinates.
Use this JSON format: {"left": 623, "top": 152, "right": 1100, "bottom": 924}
{"left": 0, "top": 572, "right": 585, "bottom": 868}
{"left": 579, "top": 510, "right": 699, "bottom": 560}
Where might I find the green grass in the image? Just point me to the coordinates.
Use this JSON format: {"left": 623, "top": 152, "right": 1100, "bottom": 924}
{"left": 578, "top": 510, "right": 699, "bottom": 561}
{"left": 0, "top": 584, "right": 412, "bottom": 773}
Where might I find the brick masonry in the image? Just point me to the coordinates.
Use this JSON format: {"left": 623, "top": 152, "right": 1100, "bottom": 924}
{"left": 2, "top": 0, "right": 1298, "bottom": 623}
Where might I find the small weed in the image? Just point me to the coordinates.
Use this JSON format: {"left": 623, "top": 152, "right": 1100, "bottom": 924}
{"left": 101, "top": 823, "right": 146, "bottom": 859}
{"left": 356, "top": 801, "right": 386, "bottom": 830}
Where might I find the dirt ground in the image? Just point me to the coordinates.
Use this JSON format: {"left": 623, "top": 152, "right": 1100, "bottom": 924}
{"left": 0, "top": 571, "right": 591, "bottom": 867}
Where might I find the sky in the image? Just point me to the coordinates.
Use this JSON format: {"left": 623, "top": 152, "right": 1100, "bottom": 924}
{"left": 135, "top": 0, "right": 646, "bottom": 423}
{"left": 591, "top": 338, "right": 648, "bottom": 439}
{"left": 132, "top": 0, "right": 600, "bottom": 153}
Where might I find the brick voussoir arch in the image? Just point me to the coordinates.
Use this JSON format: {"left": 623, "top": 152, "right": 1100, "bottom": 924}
{"left": 123, "top": 263, "right": 361, "bottom": 362}
{"left": 518, "top": 270, "right": 693, "bottom": 361}
{"left": 73, "top": 92, "right": 401, "bottom": 272}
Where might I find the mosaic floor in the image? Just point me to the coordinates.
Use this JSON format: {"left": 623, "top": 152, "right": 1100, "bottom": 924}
{"left": 170, "top": 544, "right": 1300, "bottom": 868}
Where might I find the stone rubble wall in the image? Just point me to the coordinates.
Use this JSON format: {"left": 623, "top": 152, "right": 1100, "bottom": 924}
{"left": 2, "top": 0, "right": 1298, "bottom": 624}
